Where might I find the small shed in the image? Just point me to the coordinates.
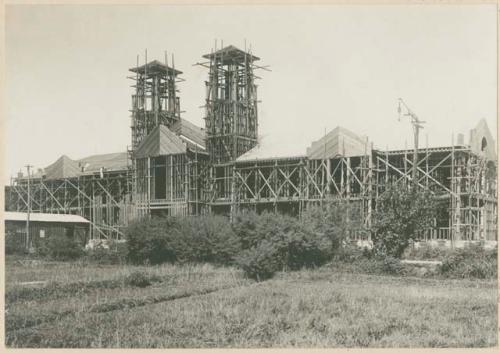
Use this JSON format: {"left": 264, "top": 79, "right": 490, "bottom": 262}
{"left": 4, "top": 212, "right": 90, "bottom": 251}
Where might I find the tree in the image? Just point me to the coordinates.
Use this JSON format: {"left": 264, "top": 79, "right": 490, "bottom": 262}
{"left": 372, "top": 184, "right": 437, "bottom": 258}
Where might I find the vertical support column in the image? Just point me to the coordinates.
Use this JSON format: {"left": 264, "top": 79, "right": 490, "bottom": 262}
{"left": 147, "top": 157, "right": 151, "bottom": 218}
{"left": 367, "top": 143, "right": 373, "bottom": 239}
{"left": 326, "top": 158, "right": 331, "bottom": 197}
{"left": 231, "top": 164, "right": 237, "bottom": 220}
{"left": 454, "top": 155, "right": 462, "bottom": 242}
{"left": 185, "top": 155, "right": 189, "bottom": 216}
{"left": 170, "top": 155, "right": 174, "bottom": 204}
{"left": 425, "top": 134, "right": 429, "bottom": 189}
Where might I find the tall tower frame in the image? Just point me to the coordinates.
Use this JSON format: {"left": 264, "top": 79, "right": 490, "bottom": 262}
{"left": 203, "top": 45, "right": 260, "bottom": 164}
{"left": 129, "top": 57, "right": 182, "bottom": 152}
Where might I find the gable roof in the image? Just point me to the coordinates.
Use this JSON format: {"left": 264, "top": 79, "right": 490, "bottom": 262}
{"left": 44, "top": 155, "right": 81, "bottom": 179}
{"left": 236, "top": 135, "right": 306, "bottom": 162}
{"left": 134, "top": 125, "right": 187, "bottom": 159}
{"left": 78, "top": 152, "right": 129, "bottom": 174}
{"left": 307, "top": 126, "right": 370, "bottom": 159}
{"left": 170, "top": 118, "right": 206, "bottom": 151}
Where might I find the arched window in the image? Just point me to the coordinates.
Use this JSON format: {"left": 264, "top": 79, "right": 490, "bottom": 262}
{"left": 481, "top": 137, "right": 488, "bottom": 152}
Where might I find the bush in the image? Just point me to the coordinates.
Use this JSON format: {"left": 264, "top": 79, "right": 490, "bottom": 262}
{"left": 232, "top": 211, "right": 262, "bottom": 250}
{"left": 440, "top": 245, "right": 497, "bottom": 279}
{"left": 403, "top": 244, "right": 449, "bottom": 260}
{"left": 177, "top": 216, "right": 241, "bottom": 265}
{"left": 38, "top": 234, "right": 84, "bottom": 261}
{"left": 381, "top": 256, "right": 406, "bottom": 275}
{"left": 234, "top": 212, "right": 333, "bottom": 279}
{"left": 285, "top": 223, "right": 333, "bottom": 270}
{"left": 235, "top": 240, "right": 280, "bottom": 280}
{"left": 84, "top": 241, "right": 127, "bottom": 265}
{"left": 125, "top": 215, "right": 241, "bottom": 266}
{"left": 124, "top": 271, "right": 161, "bottom": 288}
{"left": 301, "top": 202, "right": 351, "bottom": 253}
{"left": 334, "top": 243, "right": 372, "bottom": 263}
{"left": 125, "top": 217, "right": 180, "bottom": 265}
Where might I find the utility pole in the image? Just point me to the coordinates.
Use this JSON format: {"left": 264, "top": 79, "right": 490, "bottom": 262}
{"left": 397, "top": 98, "right": 425, "bottom": 187}
{"left": 25, "top": 164, "right": 33, "bottom": 251}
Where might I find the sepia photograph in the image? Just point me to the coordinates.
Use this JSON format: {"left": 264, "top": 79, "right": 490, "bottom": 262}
{"left": 2, "top": 2, "right": 498, "bottom": 349}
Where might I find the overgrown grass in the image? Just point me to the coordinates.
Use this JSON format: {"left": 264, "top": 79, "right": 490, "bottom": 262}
{"left": 5, "top": 258, "right": 496, "bottom": 348}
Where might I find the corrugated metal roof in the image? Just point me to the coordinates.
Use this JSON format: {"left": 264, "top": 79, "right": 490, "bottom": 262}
{"left": 134, "top": 125, "right": 187, "bottom": 159}
{"left": 236, "top": 135, "right": 307, "bottom": 162}
{"left": 4, "top": 211, "right": 90, "bottom": 224}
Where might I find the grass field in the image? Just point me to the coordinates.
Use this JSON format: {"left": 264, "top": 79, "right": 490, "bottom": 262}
{"left": 5, "top": 258, "right": 497, "bottom": 348}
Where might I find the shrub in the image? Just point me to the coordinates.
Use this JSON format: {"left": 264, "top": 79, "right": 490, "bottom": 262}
{"left": 177, "top": 216, "right": 241, "bottom": 265}
{"left": 38, "top": 233, "right": 84, "bottom": 261}
{"left": 334, "top": 243, "right": 371, "bottom": 263}
{"left": 381, "top": 256, "right": 406, "bottom": 275}
{"left": 403, "top": 244, "right": 449, "bottom": 260}
{"left": 84, "top": 241, "right": 127, "bottom": 265}
{"left": 440, "top": 244, "right": 497, "bottom": 279}
{"left": 232, "top": 210, "right": 262, "bottom": 250}
{"left": 125, "top": 217, "right": 180, "bottom": 265}
{"left": 234, "top": 212, "right": 333, "bottom": 279}
{"left": 235, "top": 240, "right": 280, "bottom": 280}
{"left": 301, "top": 202, "right": 351, "bottom": 253}
{"left": 126, "top": 215, "right": 241, "bottom": 266}
{"left": 124, "top": 271, "right": 161, "bottom": 288}
{"left": 285, "top": 223, "right": 333, "bottom": 270}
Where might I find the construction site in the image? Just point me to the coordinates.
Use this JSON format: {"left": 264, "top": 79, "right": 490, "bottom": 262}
{"left": 5, "top": 45, "right": 497, "bottom": 245}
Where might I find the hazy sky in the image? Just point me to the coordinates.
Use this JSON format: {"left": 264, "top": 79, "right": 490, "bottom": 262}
{"left": 4, "top": 4, "right": 497, "bottom": 183}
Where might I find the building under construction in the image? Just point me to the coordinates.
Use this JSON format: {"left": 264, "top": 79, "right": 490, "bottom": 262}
{"left": 5, "top": 45, "right": 497, "bottom": 244}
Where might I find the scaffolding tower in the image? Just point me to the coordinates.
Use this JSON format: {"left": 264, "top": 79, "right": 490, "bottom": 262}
{"left": 129, "top": 56, "right": 182, "bottom": 151}
{"left": 202, "top": 45, "right": 260, "bottom": 164}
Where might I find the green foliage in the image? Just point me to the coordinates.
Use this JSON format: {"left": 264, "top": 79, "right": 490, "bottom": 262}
{"left": 372, "top": 184, "right": 437, "bottom": 258}
{"left": 84, "top": 241, "right": 128, "bottom": 265}
{"left": 301, "top": 202, "right": 352, "bottom": 252}
{"left": 440, "top": 244, "right": 497, "bottom": 279}
{"left": 403, "top": 244, "right": 449, "bottom": 260}
{"left": 177, "top": 216, "right": 241, "bottom": 265}
{"left": 381, "top": 256, "right": 406, "bottom": 275}
{"left": 125, "top": 217, "right": 180, "bottom": 265}
{"left": 233, "top": 212, "right": 333, "bottom": 279}
{"left": 5, "top": 231, "right": 26, "bottom": 255}
{"left": 231, "top": 211, "right": 262, "bottom": 249}
{"left": 126, "top": 215, "right": 241, "bottom": 266}
{"left": 285, "top": 223, "right": 333, "bottom": 270}
{"left": 334, "top": 243, "right": 372, "bottom": 263}
{"left": 37, "top": 234, "right": 85, "bottom": 261}
{"left": 235, "top": 240, "right": 281, "bottom": 280}
{"left": 124, "top": 271, "right": 161, "bottom": 288}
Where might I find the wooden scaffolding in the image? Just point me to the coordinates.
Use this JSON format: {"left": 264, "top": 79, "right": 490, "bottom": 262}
{"left": 4, "top": 45, "right": 497, "bottom": 244}
{"left": 5, "top": 170, "right": 133, "bottom": 239}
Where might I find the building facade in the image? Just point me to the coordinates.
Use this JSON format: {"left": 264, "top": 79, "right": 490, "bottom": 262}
{"left": 5, "top": 45, "right": 497, "bottom": 244}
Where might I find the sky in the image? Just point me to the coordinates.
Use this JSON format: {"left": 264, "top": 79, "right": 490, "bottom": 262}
{"left": 4, "top": 4, "right": 497, "bottom": 184}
